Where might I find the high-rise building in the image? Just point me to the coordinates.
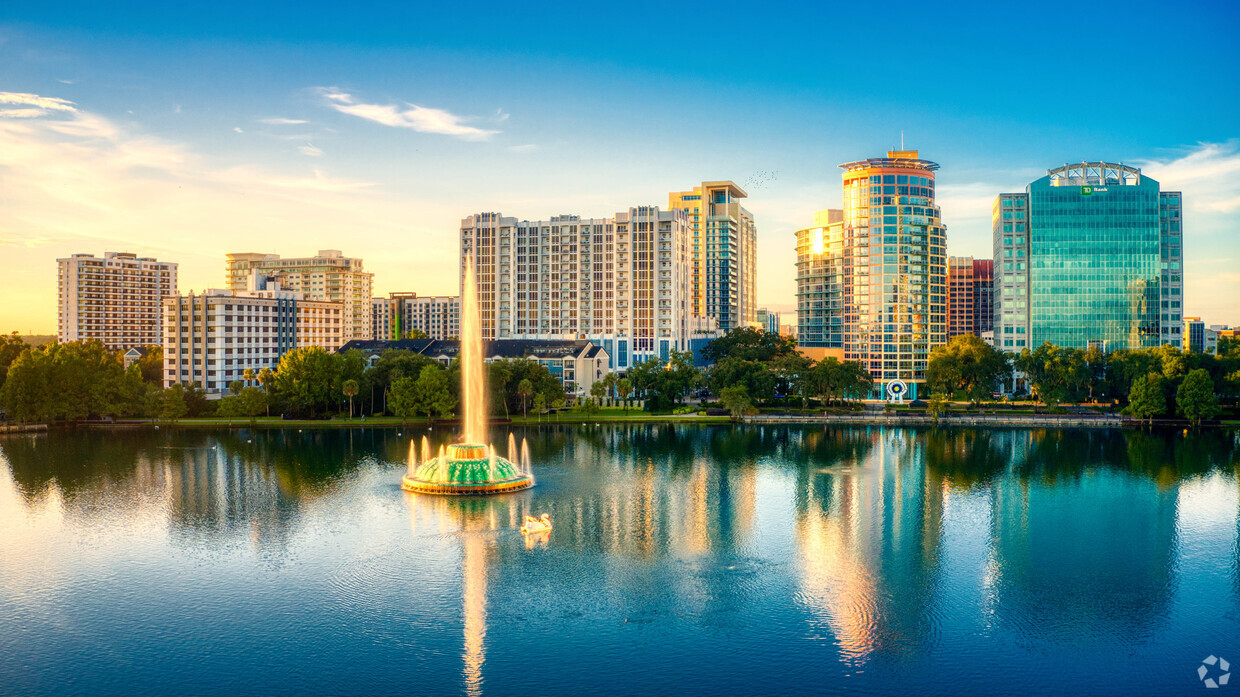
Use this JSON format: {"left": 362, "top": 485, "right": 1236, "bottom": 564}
{"left": 371, "top": 297, "right": 392, "bottom": 341}
{"left": 57, "top": 252, "right": 178, "bottom": 350}
{"left": 993, "top": 162, "right": 1183, "bottom": 352}
{"left": 838, "top": 151, "right": 946, "bottom": 397}
{"left": 669, "top": 181, "right": 757, "bottom": 332}
{"left": 755, "top": 308, "right": 781, "bottom": 334}
{"left": 794, "top": 209, "right": 846, "bottom": 358}
{"left": 162, "top": 276, "right": 343, "bottom": 393}
{"left": 947, "top": 257, "right": 994, "bottom": 340}
{"left": 225, "top": 250, "right": 373, "bottom": 343}
{"left": 460, "top": 207, "right": 714, "bottom": 370}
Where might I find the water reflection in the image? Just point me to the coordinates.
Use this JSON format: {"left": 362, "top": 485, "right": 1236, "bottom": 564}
{"left": 2, "top": 424, "right": 1239, "bottom": 695}
{"left": 792, "top": 428, "right": 941, "bottom": 662}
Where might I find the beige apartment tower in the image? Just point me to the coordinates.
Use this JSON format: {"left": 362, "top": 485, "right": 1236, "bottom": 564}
{"left": 460, "top": 207, "right": 712, "bottom": 370}
{"left": 225, "top": 250, "right": 373, "bottom": 342}
{"left": 57, "top": 252, "right": 178, "bottom": 350}
{"left": 669, "top": 181, "right": 757, "bottom": 332}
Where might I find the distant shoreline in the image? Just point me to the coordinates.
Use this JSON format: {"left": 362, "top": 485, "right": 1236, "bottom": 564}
{"left": 5, "top": 413, "right": 1235, "bottom": 431}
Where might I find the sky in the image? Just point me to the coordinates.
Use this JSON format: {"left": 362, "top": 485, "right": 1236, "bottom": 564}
{"left": 1, "top": 0, "right": 1238, "bottom": 334}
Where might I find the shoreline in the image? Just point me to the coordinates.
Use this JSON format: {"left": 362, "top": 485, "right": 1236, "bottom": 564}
{"left": 6, "top": 413, "right": 1235, "bottom": 431}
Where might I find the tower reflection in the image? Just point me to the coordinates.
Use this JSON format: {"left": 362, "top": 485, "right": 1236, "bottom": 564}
{"left": 793, "top": 427, "right": 942, "bottom": 662}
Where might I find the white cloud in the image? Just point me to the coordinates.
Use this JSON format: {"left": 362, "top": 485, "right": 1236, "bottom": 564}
{"left": 508, "top": 143, "right": 537, "bottom": 153}
{"left": 317, "top": 87, "right": 499, "bottom": 141}
{"left": 233, "top": 126, "right": 244, "bottom": 133}
{"left": 297, "top": 143, "right": 323, "bottom": 157}
{"left": 0, "top": 92, "right": 464, "bottom": 333}
{"left": 1136, "top": 140, "right": 1240, "bottom": 213}
{"left": 260, "top": 117, "right": 309, "bottom": 125}
{"left": 0, "top": 92, "right": 76, "bottom": 117}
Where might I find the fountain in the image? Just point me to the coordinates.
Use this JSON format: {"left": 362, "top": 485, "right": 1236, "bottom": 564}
{"left": 402, "top": 253, "right": 535, "bottom": 496}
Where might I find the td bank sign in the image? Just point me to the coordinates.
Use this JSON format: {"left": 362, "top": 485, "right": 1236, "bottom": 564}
{"left": 1080, "top": 186, "right": 1109, "bottom": 195}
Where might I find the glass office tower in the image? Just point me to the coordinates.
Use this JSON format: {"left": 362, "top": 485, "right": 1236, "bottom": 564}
{"left": 837, "top": 151, "right": 948, "bottom": 399}
{"left": 993, "top": 162, "right": 1183, "bottom": 351}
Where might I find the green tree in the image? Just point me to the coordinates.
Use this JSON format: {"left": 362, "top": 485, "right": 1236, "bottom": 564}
{"left": 228, "top": 380, "right": 244, "bottom": 396}
{"left": 412, "top": 365, "right": 456, "bottom": 420}
{"left": 701, "top": 327, "right": 797, "bottom": 363}
{"left": 772, "top": 351, "right": 814, "bottom": 404}
{"left": 617, "top": 377, "right": 633, "bottom": 413}
{"left": 719, "top": 385, "right": 756, "bottom": 419}
{"left": 135, "top": 345, "right": 164, "bottom": 385}
{"left": 273, "top": 347, "right": 340, "bottom": 417}
{"left": 551, "top": 397, "right": 566, "bottom": 421}
{"left": 1016, "top": 343, "right": 1089, "bottom": 408}
{"left": 0, "top": 331, "right": 28, "bottom": 392}
{"left": 533, "top": 393, "right": 547, "bottom": 421}
{"left": 809, "top": 357, "right": 873, "bottom": 406}
{"left": 403, "top": 328, "right": 430, "bottom": 339}
{"left": 926, "top": 334, "right": 1009, "bottom": 405}
{"left": 927, "top": 392, "right": 950, "bottom": 422}
{"left": 708, "top": 357, "right": 775, "bottom": 401}
{"left": 257, "top": 367, "right": 275, "bottom": 416}
{"left": 157, "top": 384, "right": 189, "bottom": 421}
{"left": 387, "top": 376, "right": 417, "bottom": 423}
{"left": 590, "top": 381, "right": 606, "bottom": 404}
{"left": 517, "top": 378, "right": 534, "bottom": 418}
{"left": 342, "top": 379, "right": 359, "bottom": 418}
{"left": 1176, "top": 368, "right": 1221, "bottom": 427}
{"left": 601, "top": 372, "right": 619, "bottom": 401}
{"left": 1126, "top": 373, "right": 1166, "bottom": 424}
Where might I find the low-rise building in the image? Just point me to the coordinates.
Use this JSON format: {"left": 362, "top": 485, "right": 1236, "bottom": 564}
{"left": 338, "top": 338, "right": 610, "bottom": 398}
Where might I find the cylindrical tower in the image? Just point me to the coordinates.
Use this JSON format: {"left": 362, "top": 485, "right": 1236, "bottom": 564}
{"left": 837, "top": 150, "right": 947, "bottom": 400}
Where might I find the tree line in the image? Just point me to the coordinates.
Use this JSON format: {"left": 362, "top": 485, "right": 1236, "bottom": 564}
{"left": 925, "top": 333, "right": 1239, "bottom": 425}
{"left": 0, "top": 335, "right": 568, "bottom": 424}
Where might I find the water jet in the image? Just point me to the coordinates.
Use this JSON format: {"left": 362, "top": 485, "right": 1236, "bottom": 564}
{"left": 402, "top": 252, "right": 533, "bottom": 496}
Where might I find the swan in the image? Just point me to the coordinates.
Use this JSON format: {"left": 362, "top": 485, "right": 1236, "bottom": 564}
{"left": 519, "top": 514, "right": 552, "bottom": 534}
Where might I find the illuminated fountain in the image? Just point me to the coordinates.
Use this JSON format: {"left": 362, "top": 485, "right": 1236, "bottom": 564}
{"left": 402, "top": 253, "right": 535, "bottom": 495}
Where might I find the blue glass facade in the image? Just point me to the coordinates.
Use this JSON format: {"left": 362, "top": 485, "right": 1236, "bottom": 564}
{"left": 993, "top": 163, "right": 1183, "bottom": 352}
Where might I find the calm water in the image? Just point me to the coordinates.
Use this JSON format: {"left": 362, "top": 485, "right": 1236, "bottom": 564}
{"left": 2, "top": 425, "right": 1239, "bottom": 696}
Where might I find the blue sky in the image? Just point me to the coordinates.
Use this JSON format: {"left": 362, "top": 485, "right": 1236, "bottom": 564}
{"left": 2, "top": 0, "right": 1238, "bottom": 333}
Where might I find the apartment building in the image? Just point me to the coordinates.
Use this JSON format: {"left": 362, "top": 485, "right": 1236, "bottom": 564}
{"left": 460, "top": 206, "right": 714, "bottom": 370}
{"left": 163, "top": 278, "right": 343, "bottom": 394}
{"left": 669, "top": 181, "right": 758, "bottom": 332}
{"left": 947, "top": 257, "right": 994, "bottom": 340}
{"left": 57, "top": 252, "right": 178, "bottom": 350}
{"left": 225, "top": 249, "right": 372, "bottom": 342}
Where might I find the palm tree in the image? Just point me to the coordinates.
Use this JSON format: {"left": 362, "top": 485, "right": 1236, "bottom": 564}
{"left": 602, "top": 372, "right": 619, "bottom": 404}
{"left": 243, "top": 367, "right": 255, "bottom": 388}
{"left": 617, "top": 378, "right": 633, "bottom": 413}
{"left": 342, "top": 379, "right": 359, "bottom": 418}
{"left": 258, "top": 367, "right": 275, "bottom": 416}
{"left": 517, "top": 379, "right": 534, "bottom": 418}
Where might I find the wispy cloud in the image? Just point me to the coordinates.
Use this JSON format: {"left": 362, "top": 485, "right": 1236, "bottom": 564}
{"left": 233, "top": 126, "right": 244, "bottom": 133}
{"left": 1136, "top": 140, "right": 1240, "bottom": 213}
{"left": 297, "top": 143, "right": 323, "bottom": 157}
{"left": 0, "top": 91, "right": 465, "bottom": 332}
{"left": 317, "top": 87, "right": 500, "bottom": 141}
{"left": 508, "top": 143, "right": 537, "bottom": 154}
{"left": 260, "top": 117, "right": 309, "bottom": 125}
{"left": 0, "top": 92, "right": 76, "bottom": 117}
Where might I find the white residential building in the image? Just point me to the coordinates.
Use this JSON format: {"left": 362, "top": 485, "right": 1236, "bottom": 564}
{"left": 461, "top": 207, "right": 713, "bottom": 370}
{"left": 57, "top": 252, "right": 178, "bottom": 350}
{"left": 225, "top": 249, "right": 373, "bottom": 343}
{"left": 163, "top": 278, "right": 343, "bottom": 394}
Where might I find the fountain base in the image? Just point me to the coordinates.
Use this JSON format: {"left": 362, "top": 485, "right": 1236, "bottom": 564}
{"left": 402, "top": 443, "right": 534, "bottom": 496}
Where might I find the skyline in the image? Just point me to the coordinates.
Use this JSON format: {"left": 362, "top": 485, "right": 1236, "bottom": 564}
{"left": 2, "top": 1, "right": 1239, "bottom": 334}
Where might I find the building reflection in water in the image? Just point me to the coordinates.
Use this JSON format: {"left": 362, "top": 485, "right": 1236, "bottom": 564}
{"left": 985, "top": 429, "right": 1180, "bottom": 643}
{"left": 792, "top": 427, "right": 942, "bottom": 663}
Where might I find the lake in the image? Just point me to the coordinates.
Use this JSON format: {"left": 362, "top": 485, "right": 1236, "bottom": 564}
{"left": 2, "top": 425, "right": 1238, "bottom": 696}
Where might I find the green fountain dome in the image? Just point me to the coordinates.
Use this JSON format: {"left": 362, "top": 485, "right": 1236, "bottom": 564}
{"left": 403, "top": 441, "right": 534, "bottom": 495}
